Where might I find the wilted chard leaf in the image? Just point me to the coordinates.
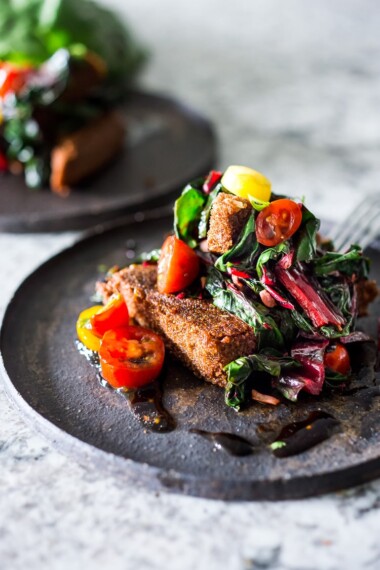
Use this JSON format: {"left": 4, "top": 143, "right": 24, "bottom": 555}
{"left": 206, "top": 267, "right": 285, "bottom": 350}
{"left": 313, "top": 245, "right": 370, "bottom": 279}
{"left": 215, "top": 213, "right": 260, "bottom": 272}
{"left": 294, "top": 206, "right": 320, "bottom": 263}
{"left": 198, "top": 184, "right": 222, "bottom": 239}
{"left": 174, "top": 182, "right": 206, "bottom": 248}
{"left": 224, "top": 352, "right": 301, "bottom": 410}
{"left": 256, "top": 241, "right": 290, "bottom": 278}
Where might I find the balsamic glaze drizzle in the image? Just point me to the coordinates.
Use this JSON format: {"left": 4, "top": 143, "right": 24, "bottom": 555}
{"left": 189, "top": 429, "right": 255, "bottom": 456}
{"left": 191, "top": 411, "right": 341, "bottom": 458}
{"left": 119, "top": 383, "right": 175, "bottom": 432}
{"left": 270, "top": 411, "right": 341, "bottom": 458}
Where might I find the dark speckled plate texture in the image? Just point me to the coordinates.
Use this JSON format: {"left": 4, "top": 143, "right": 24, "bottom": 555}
{"left": 0, "top": 91, "right": 215, "bottom": 233}
{"left": 1, "top": 210, "right": 380, "bottom": 501}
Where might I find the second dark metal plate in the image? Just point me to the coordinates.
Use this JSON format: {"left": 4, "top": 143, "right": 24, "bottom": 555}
{"left": 0, "top": 91, "right": 216, "bottom": 232}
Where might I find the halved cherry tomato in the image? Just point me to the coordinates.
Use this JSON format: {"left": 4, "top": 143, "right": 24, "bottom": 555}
{"left": 99, "top": 326, "right": 165, "bottom": 389}
{"left": 76, "top": 305, "right": 104, "bottom": 351}
{"left": 256, "top": 199, "right": 302, "bottom": 247}
{"left": 324, "top": 343, "right": 351, "bottom": 375}
{"left": 90, "top": 294, "right": 129, "bottom": 336}
{"left": 0, "top": 63, "right": 32, "bottom": 97}
{"left": 157, "top": 235, "right": 200, "bottom": 294}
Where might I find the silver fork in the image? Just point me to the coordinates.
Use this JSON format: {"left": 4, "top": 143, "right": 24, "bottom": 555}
{"left": 328, "top": 194, "right": 380, "bottom": 251}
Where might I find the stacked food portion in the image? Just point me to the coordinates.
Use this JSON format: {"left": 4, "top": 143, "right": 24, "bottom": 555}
{"left": 0, "top": 0, "right": 145, "bottom": 193}
{"left": 79, "top": 165, "right": 378, "bottom": 410}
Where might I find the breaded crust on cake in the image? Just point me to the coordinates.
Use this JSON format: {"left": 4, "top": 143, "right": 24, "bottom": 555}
{"left": 97, "top": 265, "right": 257, "bottom": 387}
{"left": 207, "top": 192, "right": 252, "bottom": 254}
{"left": 50, "top": 111, "right": 125, "bottom": 194}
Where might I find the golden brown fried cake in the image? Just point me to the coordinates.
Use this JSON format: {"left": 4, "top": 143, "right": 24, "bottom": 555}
{"left": 97, "top": 265, "right": 257, "bottom": 387}
{"left": 50, "top": 111, "right": 125, "bottom": 194}
{"left": 207, "top": 192, "right": 252, "bottom": 254}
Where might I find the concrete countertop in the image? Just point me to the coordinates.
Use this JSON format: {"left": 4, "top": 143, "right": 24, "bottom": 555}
{"left": 1, "top": 1, "right": 380, "bottom": 568}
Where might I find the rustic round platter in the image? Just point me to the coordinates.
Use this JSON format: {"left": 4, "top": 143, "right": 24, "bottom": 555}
{"left": 0, "top": 91, "right": 216, "bottom": 233}
{"left": 1, "top": 210, "right": 380, "bottom": 501}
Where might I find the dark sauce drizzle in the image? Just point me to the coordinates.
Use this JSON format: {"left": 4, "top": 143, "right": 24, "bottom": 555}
{"left": 270, "top": 411, "right": 341, "bottom": 458}
{"left": 191, "top": 411, "right": 341, "bottom": 458}
{"left": 119, "top": 382, "right": 175, "bottom": 433}
{"left": 76, "top": 340, "right": 175, "bottom": 433}
{"left": 189, "top": 429, "right": 255, "bottom": 457}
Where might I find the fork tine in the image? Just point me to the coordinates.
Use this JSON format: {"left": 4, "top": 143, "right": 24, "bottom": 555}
{"left": 330, "top": 195, "right": 380, "bottom": 251}
{"left": 335, "top": 205, "right": 380, "bottom": 250}
{"left": 328, "top": 201, "right": 367, "bottom": 245}
{"left": 351, "top": 216, "right": 380, "bottom": 251}
{"left": 329, "top": 194, "right": 380, "bottom": 244}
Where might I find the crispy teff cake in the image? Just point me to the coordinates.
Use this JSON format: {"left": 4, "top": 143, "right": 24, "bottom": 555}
{"left": 207, "top": 192, "right": 252, "bottom": 254}
{"left": 97, "top": 265, "right": 257, "bottom": 388}
{"left": 50, "top": 111, "right": 125, "bottom": 195}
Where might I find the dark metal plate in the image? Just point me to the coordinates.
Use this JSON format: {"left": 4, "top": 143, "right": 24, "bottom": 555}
{"left": 0, "top": 91, "right": 216, "bottom": 233}
{"left": 1, "top": 211, "right": 380, "bottom": 501}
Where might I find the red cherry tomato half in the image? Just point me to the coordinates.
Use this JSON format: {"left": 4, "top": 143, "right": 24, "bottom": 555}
{"left": 90, "top": 294, "right": 129, "bottom": 337}
{"left": 256, "top": 199, "right": 302, "bottom": 247}
{"left": 99, "top": 327, "right": 165, "bottom": 389}
{"left": 0, "top": 63, "right": 32, "bottom": 97}
{"left": 157, "top": 235, "right": 200, "bottom": 294}
{"left": 324, "top": 343, "right": 351, "bottom": 376}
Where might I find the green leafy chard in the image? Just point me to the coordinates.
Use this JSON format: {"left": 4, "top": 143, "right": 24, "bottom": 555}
{"left": 294, "top": 206, "right": 320, "bottom": 263}
{"left": 206, "top": 267, "right": 285, "bottom": 350}
{"left": 324, "top": 368, "right": 350, "bottom": 387}
{"left": 1, "top": 49, "right": 107, "bottom": 187}
{"left": 289, "top": 308, "right": 315, "bottom": 334}
{"left": 313, "top": 245, "right": 370, "bottom": 279}
{"left": 224, "top": 352, "right": 301, "bottom": 410}
{"left": 256, "top": 241, "right": 290, "bottom": 278}
{"left": 174, "top": 182, "right": 206, "bottom": 248}
{"left": 0, "top": 0, "right": 147, "bottom": 85}
{"left": 198, "top": 184, "right": 222, "bottom": 239}
{"left": 214, "top": 213, "right": 260, "bottom": 272}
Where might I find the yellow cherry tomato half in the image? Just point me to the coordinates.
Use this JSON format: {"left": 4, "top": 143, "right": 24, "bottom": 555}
{"left": 221, "top": 165, "right": 272, "bottom": 203}
{"left": 76, "top": 305, "right": 104, "bottom": 351}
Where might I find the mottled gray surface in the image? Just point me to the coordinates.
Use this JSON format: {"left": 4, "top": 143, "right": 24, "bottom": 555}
{"left": 1, "top": 0, "right": 380, "bottom": 568}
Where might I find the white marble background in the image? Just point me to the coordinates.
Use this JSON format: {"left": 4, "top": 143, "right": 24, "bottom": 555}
{"left": 1, "top": 1, "right": 380, "bottom": 569}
